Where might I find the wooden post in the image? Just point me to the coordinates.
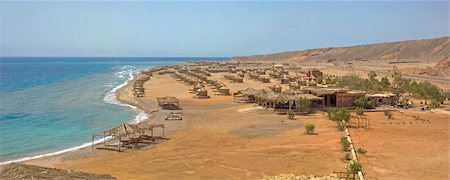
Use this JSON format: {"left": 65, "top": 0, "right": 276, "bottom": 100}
{"left": 163, "top": 126, "right": 165, "bottom": 138}
{"left": 91, "top": 134, "right": 94, "bottom": 150}
{"left": 103, "top": 132, "right": 106, "bottom": 145}
{"left": 358, "top": 117, "right": 361, "bottom": 128}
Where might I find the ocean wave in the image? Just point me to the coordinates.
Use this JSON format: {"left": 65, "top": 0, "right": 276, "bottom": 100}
{"left": 0, "top": 65, "right": 150, "bottom": 165}
{"left": 103, "top": 66, "right": 149, "bottom": 124}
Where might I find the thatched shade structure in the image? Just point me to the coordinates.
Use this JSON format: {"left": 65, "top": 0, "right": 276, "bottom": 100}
{"left": 193, "top": 83, "right": 204, "bottom": 92}
{"left": 271, "top": 84, "right": 282, "bottom": 93}
{"left": 194, "top": 87, "right": 210, "bottom": 99}
{"left": 233, "top": 88, "right": 260, "bottom": 103}
{"left": 262, "top": 77, "right": 270, "bottom": 83}
{"left": 104, "top": 123, "right": 141, "bottom": 138}
{"left": 256, "top": 90, "right": 278, "bottom": 107}
{"left": 308, "top": 81, "right": 317, "bottom": 87}
{"left": 241, "top": 88, "right": 261, "bottom": 96}
{"left": 136, "top": 123, "right": 165, "bottom": 138}
{"left": 366, "top": 93, "right": 397, "bottom": 107}
{"left": 219, "top": 86, "right": 230, "bottom": 96}
{"left": 289, "top": 82, "right": 301, "bottom": 90}
{"left": 280, "top": 75, "right": 290, "bottom": 84}
{"left": 157, "top": 96, "right": 180, "bottom": 110}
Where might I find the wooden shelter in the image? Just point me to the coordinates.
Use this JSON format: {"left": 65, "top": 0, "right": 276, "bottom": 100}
{"left": 219, "top": 86, "right": 231, "bottom": 96}
{"left": 307, "top": 69, "right": 323, "bottom": 78}
{"left": 367, "top": 93, "right": 397, "bottom": 107}
{"left": 304, "top": 88, "right": 366, "bottom": 107}
{"left": 233, "top": 88, "right": 260, "bottom": 103}
{"left": 271, "top": 84, "right": 282, "bottom": 93}
{"left": 104, "top": 123, "right": 141, "bottom": 138}
{"left": 192, "top": 83, "right": 204, "bottom": 92}
{"left": 280, "top": 75, "right": 290, "bottom": 84}
{"left": 194, "top": 87, "right": 210, "bottom": 99}
{"left": 157, "top": 96, "right": 180, "bottom": 110}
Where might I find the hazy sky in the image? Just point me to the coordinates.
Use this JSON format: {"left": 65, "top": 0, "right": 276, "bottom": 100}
{"left": 1, "top": 1, "right": 448, "bottom": 57}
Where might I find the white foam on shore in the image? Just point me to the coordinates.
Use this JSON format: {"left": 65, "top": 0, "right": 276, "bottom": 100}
{"left": 0, "top": 136, "right": 112, "bottom": 165}
{"left": 0, "top": 65, "right": 150, "bottom": 165}
{"left": 103, "top": 66, "right": 150, "bottom": 124}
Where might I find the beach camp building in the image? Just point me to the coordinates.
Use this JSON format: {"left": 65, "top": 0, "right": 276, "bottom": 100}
{"left": 303, "top": 88, "right": 366, "bottom": 107}
{"left": 307, "top": 69, "right": 323, "bottom": 78}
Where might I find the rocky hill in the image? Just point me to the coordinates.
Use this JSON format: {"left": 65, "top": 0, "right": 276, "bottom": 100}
{"left": 415, "top": 56, "right": 450, "bottom": 78}
{"left": 232, "top": 37, "right": 449, "bottom": 63}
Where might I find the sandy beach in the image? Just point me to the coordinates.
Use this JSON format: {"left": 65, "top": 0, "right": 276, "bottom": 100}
{"left": 23, "top": 71, "right": 343, "bottom": 179}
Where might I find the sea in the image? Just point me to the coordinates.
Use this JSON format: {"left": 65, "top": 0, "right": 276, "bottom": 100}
{"left": 0, "top": 57, "right": 227, "bottom": 164}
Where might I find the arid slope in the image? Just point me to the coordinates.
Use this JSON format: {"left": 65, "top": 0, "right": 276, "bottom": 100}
{"left": 232, "top": 37, "right": 449, "bottom": 63}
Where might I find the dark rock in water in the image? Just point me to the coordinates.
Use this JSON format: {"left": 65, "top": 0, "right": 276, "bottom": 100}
{"left": 0, "top": 163, "right": 116, "bottom": 180}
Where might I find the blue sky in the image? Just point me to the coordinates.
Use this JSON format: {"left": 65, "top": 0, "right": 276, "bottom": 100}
{"left": 0, "top": 1, "right": 448, "bottom": 57}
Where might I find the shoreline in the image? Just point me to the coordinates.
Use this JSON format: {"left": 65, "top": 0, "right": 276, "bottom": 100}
{"left": 0, "top": 66, "right": 154, "bottom": 166}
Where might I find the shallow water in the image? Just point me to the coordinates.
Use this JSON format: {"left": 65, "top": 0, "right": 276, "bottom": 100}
{"left": 0, "top": 57, "right": 226, "bottom": 163}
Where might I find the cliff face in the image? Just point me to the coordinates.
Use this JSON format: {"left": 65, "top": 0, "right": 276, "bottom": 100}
{"left": 232, "top": 37, "right": 450, "bottom": 63}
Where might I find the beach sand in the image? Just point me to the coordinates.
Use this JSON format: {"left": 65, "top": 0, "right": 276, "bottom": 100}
{"left": 18, "top": 67, "right": 449, "bottom": 180}
{"left": 22, "top": 72, "right": 344, "bottom": 179}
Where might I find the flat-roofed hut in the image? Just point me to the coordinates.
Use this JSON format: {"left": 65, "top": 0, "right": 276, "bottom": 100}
{"left": 104, "top": 123, "right": 141, "bottom": 141}
{"left": 192, "top": 83, "right": 204, "bottom": 92}
{"left": 194, "top": 87, "right": 210, "bottom": 99}
{"left": 367, "top": 93, "right": 397, "bottom": 107}
{"left": 157, "top": 96, "right": 180, "bottom": 110}
{"left": 307, "top": 69, "right": 323, "bottom": 78}
{"left": 219, "top": 86, "right": 231, "bottom": 96}
{"left": 255, "top": 89, "right": 278, "bottom": 108}
{"left": 289, "top": 82, "right": 301, "bottom": 90}
{"left": 136, "top": 123, "right": 165, "bottom": 138}
{"left": 280, "top": 75, "right": 290, "bottom": 84}
{"left": 308, "top": 81, "right": 317, "bottom": 87}
{"left": 273, "top": 92, "right": 323, "bottom": 113}
{"left": 259, "top": 75, "right": 270, "bottom": 83}
{"left": 233, "top": 88, "right": 260, "bottom": 103}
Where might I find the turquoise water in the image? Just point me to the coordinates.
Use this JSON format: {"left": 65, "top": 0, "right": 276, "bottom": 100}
{"left": 0, "top": 57, "right": 227, "bottom": 163}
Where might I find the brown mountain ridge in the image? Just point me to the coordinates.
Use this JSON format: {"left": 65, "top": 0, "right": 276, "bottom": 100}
{"left": 232, "top": 37, "right": 449, "bottom": 63}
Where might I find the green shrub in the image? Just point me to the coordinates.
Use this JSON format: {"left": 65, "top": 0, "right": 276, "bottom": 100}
{"left": 430, "top": 99, "right": 440, "bottom": 109}
{"left": 296, "top": 97, "right": 311, "bottom": 113}
{"left": 287, "top": 110, "right": 295, "bottom": 119}
{"left": 354, "top": 97, "right": 372, "bottom": 109}
{"left": 357, "top": 148, "right": 367, "bottom": 154}
{"left": 315, "top": 76, "right": 324, "bottom": 84}
{"left": 380, "top": 77, "right": 391, "bottom": 88}
{"left": 328, "top": 108, "right": 351, "bottom": 123}
{"left": 355, "top": 107, "right": 364, "bottom": 116}
{"left": 349, "top": 160, "right": 362, "bottom": 172}
{"left": 344, "top": 152, "right": 352, "bottom": 161}
{"left": 304, "top": 124, "right": 315, "bottom": 134}
{"left": 384, "top": 110, "right": 393, "bottom": 119}
{"left": 340, "top": 136, "right": 350, "bottom": 151}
